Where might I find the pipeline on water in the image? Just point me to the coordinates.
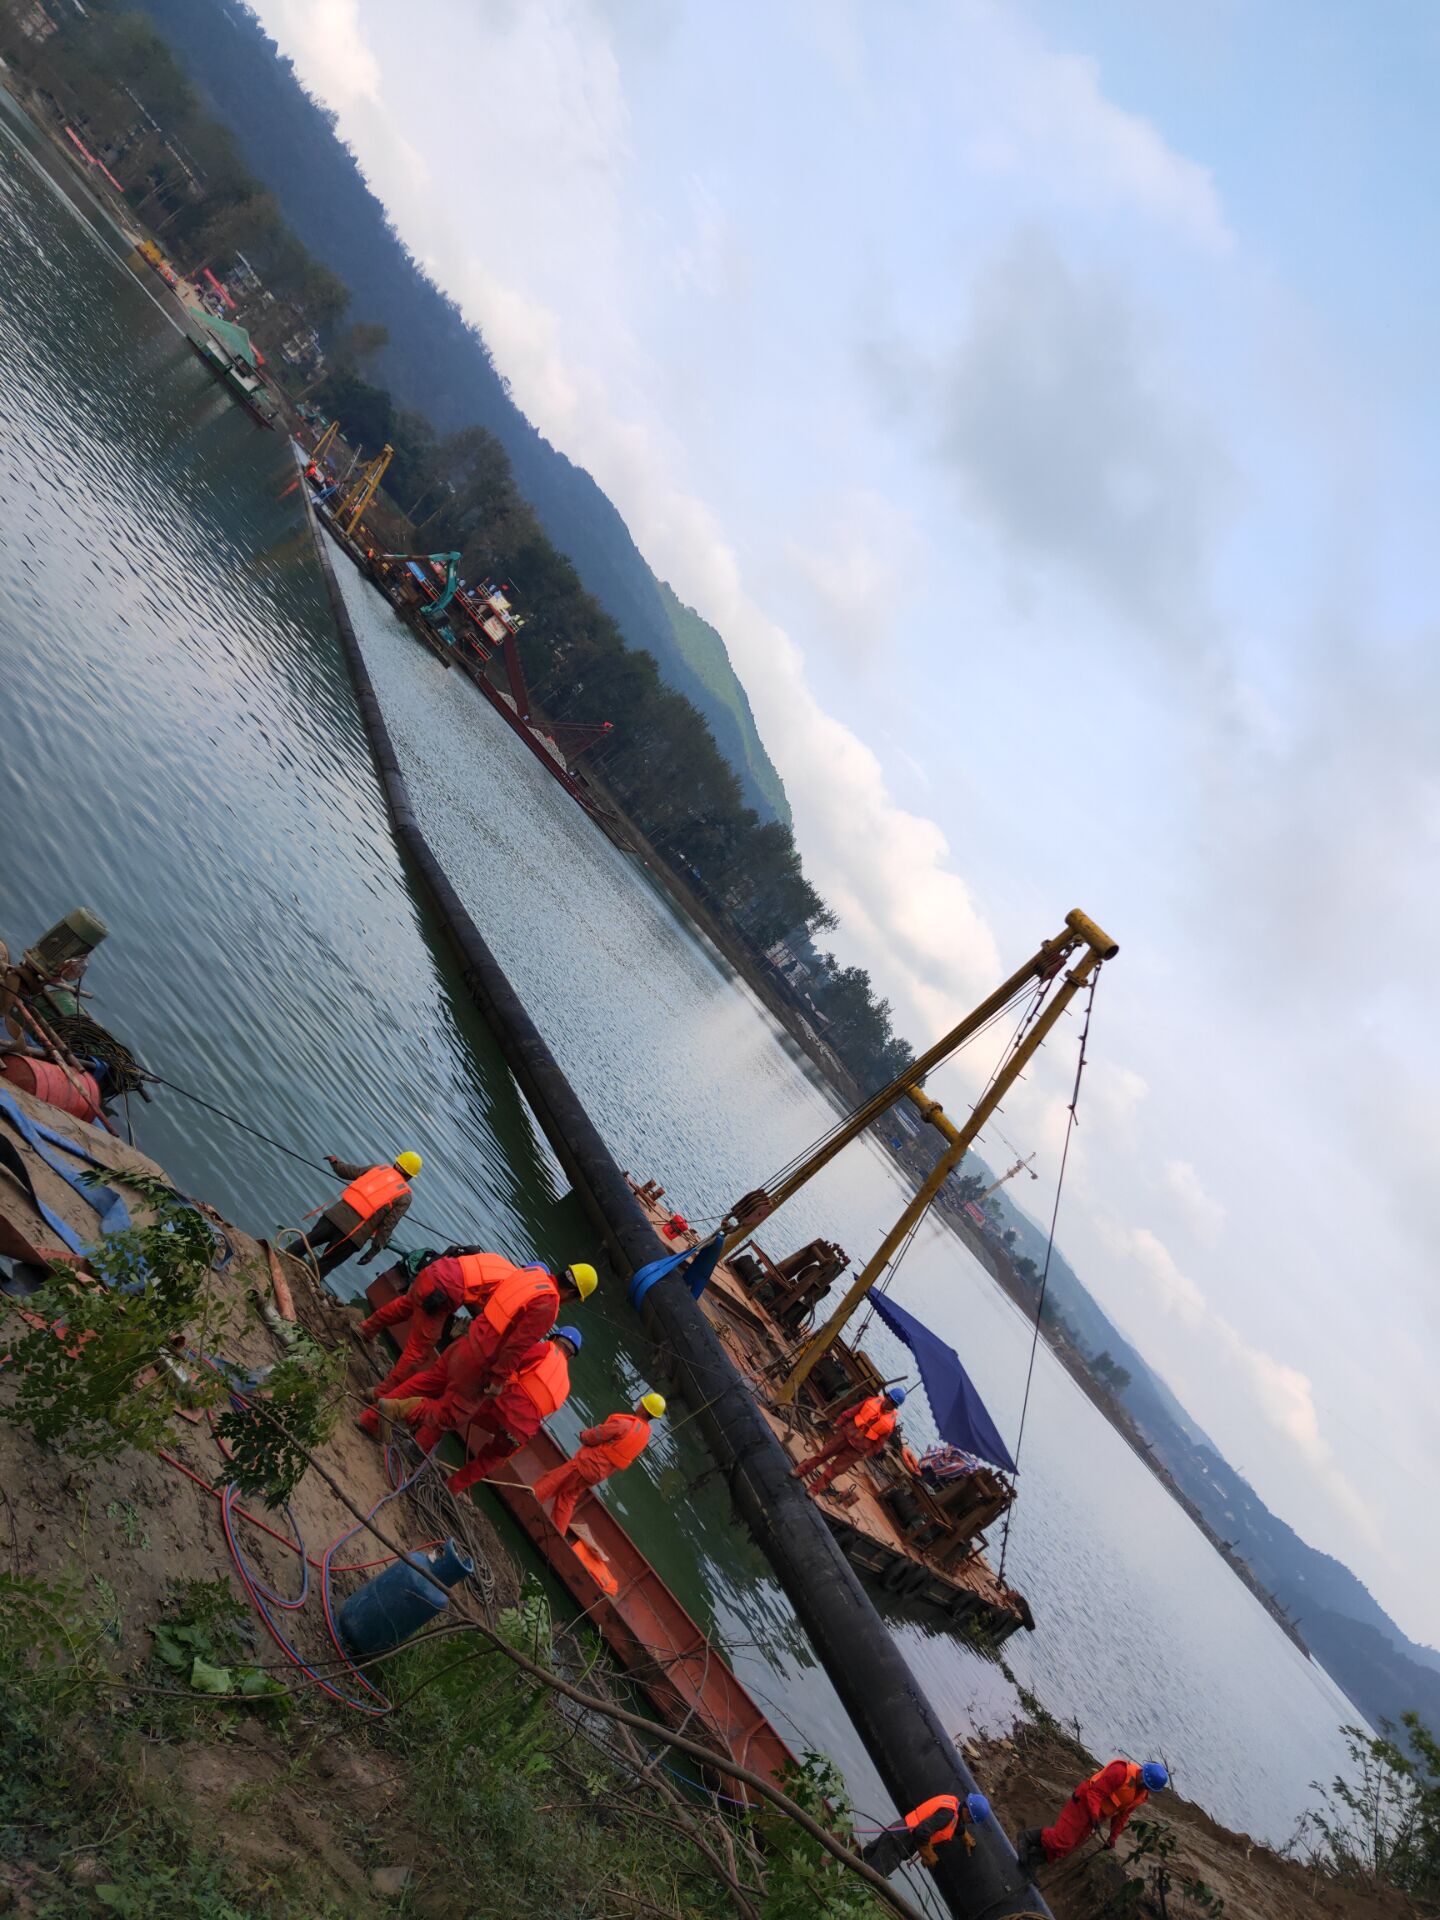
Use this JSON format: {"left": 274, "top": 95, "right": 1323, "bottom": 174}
{"left": 296, "top": 467, "right": 1052, "bottom": 1920}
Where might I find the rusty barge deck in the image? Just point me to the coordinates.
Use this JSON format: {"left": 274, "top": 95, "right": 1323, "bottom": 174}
{"left": 629, "top": 1182, "right": 1032, "bottom": 1642}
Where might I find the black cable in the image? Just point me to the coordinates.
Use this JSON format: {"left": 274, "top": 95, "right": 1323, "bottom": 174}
{"left": 751, "top": 977, "right": 1045, "bottom": 1203}
{"left": 137, "top": 1069, "right": 467, "bottom": 1250}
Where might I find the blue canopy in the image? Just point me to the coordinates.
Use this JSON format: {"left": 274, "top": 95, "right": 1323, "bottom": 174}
{"left": 869, "top": 1290, "right": 1016, "bottom": 1474}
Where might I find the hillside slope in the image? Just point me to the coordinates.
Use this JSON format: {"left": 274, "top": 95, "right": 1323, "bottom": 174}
{"left": 132, "top": 0, "right": 790, "bottom": 826}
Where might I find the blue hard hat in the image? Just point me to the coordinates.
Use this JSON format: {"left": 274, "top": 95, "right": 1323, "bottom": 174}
{"left": 554, "top": 1325, "right": 583, "bottom": 1351}
{"left": 887, "top": 1386, "right": 906, "bottom": 1406}
{"left": 965, "top": 1792, "right": 990, "bottom": 1823}
{"left": 1141, "top": 1763, "right": 1169, "bottom": 1792}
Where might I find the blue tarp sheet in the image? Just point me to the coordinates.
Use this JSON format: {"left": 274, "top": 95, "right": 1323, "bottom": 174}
{"left": 869, "top": 1290, "right": 1016, "bottom": 1474}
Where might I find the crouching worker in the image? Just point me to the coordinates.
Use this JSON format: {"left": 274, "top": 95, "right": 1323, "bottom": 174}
{"left": 300, "top": 1150, "right": 422, "bottom": 1277}
{"left": 532, "top": 1392, "right": 666, "bottom": 1535}
{"left": 355, "top": 1248, "right": 453, "bottom": 1434}
{"left": 378, "top": 1327, "right": 581, "bottom": 1494}
{"left": 791, "top": 1386, "right": 905, "bottom": 1495}
{"left": 1017, "top": 1759, "right": 1168, "bottom": 1872}
{"left": 861, "top": 1793, "right": 990, "bottom": 1877}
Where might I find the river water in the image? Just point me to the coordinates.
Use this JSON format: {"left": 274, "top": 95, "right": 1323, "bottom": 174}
{"left": 0, "top": 104, "right": 1359, "bottom": 1850}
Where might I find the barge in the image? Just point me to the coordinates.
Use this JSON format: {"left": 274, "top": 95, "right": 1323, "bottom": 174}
{"left": 630, "top": 1180, "right": 1033, "bottom": 1639}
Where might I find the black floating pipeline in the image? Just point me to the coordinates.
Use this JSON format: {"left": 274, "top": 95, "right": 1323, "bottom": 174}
{"left": 296, "top": 465, "right": 1052, "bottom": 1920}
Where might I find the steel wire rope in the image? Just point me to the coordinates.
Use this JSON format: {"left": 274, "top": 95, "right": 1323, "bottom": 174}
{"left": 995, "top": 966, "right": 1102, "bottom": 1588}
{"left": 743, "top": 977, "right": 1048, "bottom": 1207}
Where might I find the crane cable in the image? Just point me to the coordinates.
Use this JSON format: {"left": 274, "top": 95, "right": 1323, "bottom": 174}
{"left": 749, "top": 975, "right": 1046, "bottom": 1207}
{"left": 848, "top": 981, "right": 1049, "bottom": 1349}
{"left": 996, "top": 963, "right": 1102, "bottom": 1587}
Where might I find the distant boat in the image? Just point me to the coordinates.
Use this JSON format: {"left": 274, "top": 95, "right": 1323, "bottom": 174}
{"left": 184, "top": 310, "right": 277, "bottom": 429}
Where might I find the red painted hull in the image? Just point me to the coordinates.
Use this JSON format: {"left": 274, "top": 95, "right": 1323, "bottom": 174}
{"left": 363, "top": 1276, "right": 793, "bottom": 1800}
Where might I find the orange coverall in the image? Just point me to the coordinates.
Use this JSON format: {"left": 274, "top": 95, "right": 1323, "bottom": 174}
{"left": 356, "top": 1255, "right": 472, "bottom": 1434}
{"left": 792, "top": 1396, "right": 897, "bottom": 1493}
{"left": 1041, "top": 1760, "right": 1150, "bottom": 1860}
{"left": 388, "top": 1339, "right": 569, "bottom": 1493}
{"left": 532, "top": 1411, "right": 651, "bottom": 1534}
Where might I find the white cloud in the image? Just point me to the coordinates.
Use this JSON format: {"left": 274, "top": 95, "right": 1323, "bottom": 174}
{"left": 1163, "top": 1158, "right": 1226, "bottom": 1246}
{"left": 1102, "top": 1222, "right": 1380, "bottom": 1549}
{"left": 919, "top": 230, "right": 1233, "bottom": 648}
{"left": 953, "top": 0, "right": 1233, "bottom": 252}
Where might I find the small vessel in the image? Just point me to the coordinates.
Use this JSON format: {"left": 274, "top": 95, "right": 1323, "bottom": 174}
{"left": 362, "top": 1272, "right": 796, "bottom": 1800}
{"left": 184, "top": 312, "right": 278, "bottom": 428}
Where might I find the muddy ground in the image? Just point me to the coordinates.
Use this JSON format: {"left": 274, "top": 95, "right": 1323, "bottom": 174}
{"left": 972, "top": 1721, "right": 1421, "bottom": 1920}
{"left": 0, "top": 1092, "right": 519, "bottom": 1913}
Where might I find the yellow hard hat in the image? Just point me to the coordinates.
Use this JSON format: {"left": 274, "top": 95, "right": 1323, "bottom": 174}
{"left": 640, "top": 1392, "right": 667, "bottom": 1419}
{"left": 566, "top": 1261, "right": 599, "bottom": 1301}
{"left": 394, "top": 1151, "right": 423, "bottom": 1178}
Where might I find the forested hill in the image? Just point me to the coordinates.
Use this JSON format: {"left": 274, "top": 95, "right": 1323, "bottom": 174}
{"left": 131, "top": 0, "right": 790, "bottom": 828}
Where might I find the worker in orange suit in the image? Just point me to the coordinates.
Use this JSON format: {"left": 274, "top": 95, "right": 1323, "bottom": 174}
{"left": 355, "top": 1245, "right": 564, "bottom": 1435}
{"left": 372, "top": 1250, "right": 595, "bottom": 1433}
{"left": 532, "top": 1393, "right": 667, "bottom": 1535}
{"left": 1017, "top": 1760, "right": 1169, "bottom": 1872}
{"left": 790, "top": 1386, "right": 905, "bottom": 1495}
{"left": 300, "top": 1150, "right": 422, "bottom": 1277}
{"left": 381, "top": 1328, "right": 581, "bottom": 1493}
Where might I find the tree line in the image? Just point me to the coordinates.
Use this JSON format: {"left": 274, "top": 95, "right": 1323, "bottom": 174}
{"left": 1, "top": 0, "right": 917, "bottom": 1096}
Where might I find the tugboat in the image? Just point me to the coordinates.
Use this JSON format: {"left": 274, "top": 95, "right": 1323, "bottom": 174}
{"left": 627, "top": 908, "right": 1120, "bottom": 1645}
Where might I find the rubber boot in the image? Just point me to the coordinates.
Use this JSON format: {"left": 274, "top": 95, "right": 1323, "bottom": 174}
{"left": 1015, "top": 1828, "right": 1043, "bottom": 1876}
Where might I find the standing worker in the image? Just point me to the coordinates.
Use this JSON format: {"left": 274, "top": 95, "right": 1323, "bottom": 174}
{"left": 299, "top": 1150, "right": 423, "bottom": 1277}
{"left": 382, "top": 1327, "right": 581, "bottom": 1494}
{"left": 1016, "top": 1759, "right": 1168, "bottom": 1872}
{"left": 861, "top": 1794, "right": 991, "bottom": 1877}
{"left": 532, "top": 1393, "right": 666, "bottom": 1535}
{"left": 791, "top": 1386, "right": 905, "bottom": 1495}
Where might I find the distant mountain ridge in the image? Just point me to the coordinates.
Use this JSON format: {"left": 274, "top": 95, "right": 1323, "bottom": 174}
{"left": 131, "top": 0, "right": 790, "bottom": 829}
{"left": 990, "top": 1177, "right": 1440, "bottom": 1740}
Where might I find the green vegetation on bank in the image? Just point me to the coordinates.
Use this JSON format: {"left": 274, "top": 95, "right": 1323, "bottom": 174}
{"left": 0, "top": 1564, "right": 891, "bottom": 1919}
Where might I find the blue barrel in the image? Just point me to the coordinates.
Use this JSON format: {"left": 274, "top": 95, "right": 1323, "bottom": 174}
{"left": 338, "top": 1538, "right": 474, "bottom": 1658}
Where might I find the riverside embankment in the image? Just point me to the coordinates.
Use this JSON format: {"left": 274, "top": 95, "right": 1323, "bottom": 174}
{"left": 302, "top": 488, "right": 1050, "bottom": 1920}
{"left": 0, "top": 90, "right": 1366, "bottom": 1864}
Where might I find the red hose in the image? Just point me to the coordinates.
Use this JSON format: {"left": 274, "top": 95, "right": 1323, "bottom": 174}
{"left": 155, "top": 1446, "right": 437, "bottom": 1573}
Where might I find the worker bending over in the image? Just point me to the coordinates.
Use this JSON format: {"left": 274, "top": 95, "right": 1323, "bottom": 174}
{"left": 355, "top": 1245, "right": 563, "bottom": 1434}
{"left": 791, "top": 1386, "right": 905, "bottom": 1495}
{"left": 532, "top": 1393, "right": 667, "bottom": 1535}
{"left": 301, "top": 1150, "right": 422, "bottom": 1277}
{"left": 371, "top": 1254, "right": 594, "bottom": 1447}
{"left": 861, "top": 1793, "right": 990, "bottom": 1877}
{"left": 1016, "top": 1759, "right": 1168, "bottom": 1872}
{"left": 382, "top": 1327, "right": 581, "bottom": 1494}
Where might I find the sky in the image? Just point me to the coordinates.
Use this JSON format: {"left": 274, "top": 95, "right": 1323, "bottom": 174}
{"left": 251, "top": 0, "right": 1440, "bottom": 1645}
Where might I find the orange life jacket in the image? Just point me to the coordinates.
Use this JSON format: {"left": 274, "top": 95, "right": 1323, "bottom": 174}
{"left": 340, "top": 1164, "right": 409, "bottom": 1220}
{"left": 904, "top": 1795, "right": 960, "bottom": 1846}
{"left": 1088, "top": 1763, "right": 1147, "bottom": 1818}
{"left": 481, "top": 1262, "right": 558, "bottom": 1335}
{"left": 847, "top": 1395, "right": 896, "bottom": 1443}
{"left": 455, "top": 1250, "right": 535, "bottom": 1309}
{"left": 513, "top": 1340, "right": 571, "bottom": 1418}
{"left": 592, "top": 1411, "right": 650, "bottom": 1471}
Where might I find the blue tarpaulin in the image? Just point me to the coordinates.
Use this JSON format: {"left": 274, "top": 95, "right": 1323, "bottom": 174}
{"left": 869, "top": 1290, "right": 1016, "bottom": 1474}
